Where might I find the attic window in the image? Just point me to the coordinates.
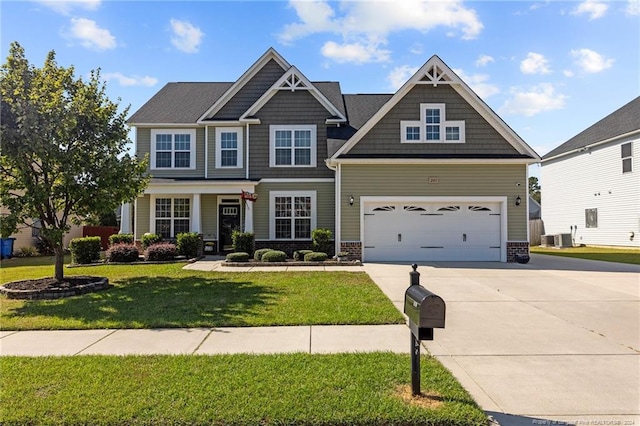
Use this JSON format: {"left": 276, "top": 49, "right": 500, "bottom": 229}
{"left": 400, "top": 103, "right": 465, "bottom": 144}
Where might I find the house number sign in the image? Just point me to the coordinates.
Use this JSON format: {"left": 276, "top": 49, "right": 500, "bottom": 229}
{"left": 428, "top": 177, "right": 439, "bottom": 184}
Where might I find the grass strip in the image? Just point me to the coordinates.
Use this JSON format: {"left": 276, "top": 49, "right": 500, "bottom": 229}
{"left": 530, "top": 246, "right": 640, "bottom": 265}
{"left": 1, "top": 263, "right": 404, "bottom": 330}
{"left": 0, "top": 353, "right": 487, "bottom": 426}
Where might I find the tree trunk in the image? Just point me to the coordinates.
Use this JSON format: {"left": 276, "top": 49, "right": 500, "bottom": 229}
{"left": 54, "top": 244, "right": 65, "bottom": 281}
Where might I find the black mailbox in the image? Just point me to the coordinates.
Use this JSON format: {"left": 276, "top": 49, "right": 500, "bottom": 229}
{"left": 404, "top": 271, "right": 446, "bottom": 341}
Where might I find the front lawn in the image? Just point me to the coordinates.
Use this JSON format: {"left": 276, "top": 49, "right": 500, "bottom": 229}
{"left": 0, "top": 353, "right": 488, "bottom": 426}
{"left": 530, "top": 245, "right": 640, "bottom": 265}
{"left": 0, "top": 261, "right": 405, "bottom": 330}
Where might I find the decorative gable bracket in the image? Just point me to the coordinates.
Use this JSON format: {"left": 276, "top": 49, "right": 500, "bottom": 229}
{"left": 418, "top": 64, "right": 453, "bottom": 87}
{"left": 280, "top": 73, "right": 308, "bottom": 92}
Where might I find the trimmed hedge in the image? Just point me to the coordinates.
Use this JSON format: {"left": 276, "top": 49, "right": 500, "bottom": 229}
{"left": 254, "top": 248, "right": 273, "bottom": 261}
{"left": 304, "top": 252, "right": 328, "bottom": 262}
{"left": 293, "top": 250, "right": 313, "bottom": 261}
{"left": 312, "top": 228, "right": 332, "bottom": 255}
{"left": 141, "top": 233, "right": 162, "bottom": 249}
{"left": 262, "top": 250, "right": 287, "bottom": 262}
{"left": 69, "top": 236, "right": 102, "bottom": 264}
{"left": 226, "top": 252, "right": 250, "bottom": 262}
{"left": 144, "top": 243, "right": 177, "bottom": 261}
{"left": 105, "top": 244, "right": 139, "bottom": 263}
{"left": 232, "top": 231, "right": 255, "bottom": 256}
{"left": 176, "top": 232, "right": 200, "bottom": 258}
{"left": 108, "top": 234, "right": 134, "bottom": 246}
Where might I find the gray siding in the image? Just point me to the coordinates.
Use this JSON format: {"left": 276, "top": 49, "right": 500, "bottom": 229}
{"left": 214, "top": 59, "right": 286, "bottom": 120}
{"left": 253, "top": 181, "right": 335, "bottom": 240}
{"left": 348, "top": 85, "right": 520, "bottom": 157}
{"left": 135, "top": 195, "right": 151, "bottom": 239}
{"left": 136, "top": 127, "right": 206, "bottom": 179}
{"left": 207, "top": 126, "right": 247, "bottom": 179}
{"left": 340, "top": 164, "right": 528, "bottom": 240}
{"left": 249, "top": 91, "right": 335, "bottom": 179}
{"left": 201, "top": 194, "right": 218, "bottom": 238}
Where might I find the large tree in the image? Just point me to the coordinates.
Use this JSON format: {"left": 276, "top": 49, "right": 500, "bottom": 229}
{"left": 529, "top": 176, "right": 541, "bottom": 204}
{"left": 0, "top": 42, "right": 148, "bottom": 280}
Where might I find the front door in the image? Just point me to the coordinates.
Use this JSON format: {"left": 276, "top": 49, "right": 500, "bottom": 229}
{"left": 219, "top": 204, "right": 241, "bottom": 253}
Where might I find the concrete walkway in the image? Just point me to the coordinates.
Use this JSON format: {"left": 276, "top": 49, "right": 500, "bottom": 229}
{"left": 1, "top": 254, "right": 638, "bottom": 425}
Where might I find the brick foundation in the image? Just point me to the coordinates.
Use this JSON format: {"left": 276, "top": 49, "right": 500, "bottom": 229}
{"left": 340, "top": 242, "right": 362, "bottom": 261}
{"left": 506, "top": 241, "right": 529, "bottom": 262}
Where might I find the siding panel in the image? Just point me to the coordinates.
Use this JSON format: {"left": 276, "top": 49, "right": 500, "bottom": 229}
{"left": 135, "top": 195, "right": 151, "bottom": 239}
{"left": 201, "top": 194, "right": 218, "bottom": 238}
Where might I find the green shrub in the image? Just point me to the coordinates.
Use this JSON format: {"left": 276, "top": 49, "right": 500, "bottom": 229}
{"left": 254, "top": 248, "right": 273, "bottom": 261}
{"left": 262, "top": 250, "right": 287, "bottom": 262}
{"left": 144, "top": 243, "right": 177, "bottom": 261}
{"left": 232, "top": 231, "right": 254, "bottom": 256}
{"left": 176, "top": 232, "right": 201, "bottom": 258}
{"left": 105, "top": 244, "right": 139, "bottom": 263}
{"left": 15, "top": 246, "right": 38, "bottom": 257}
{"left": 293, "top": 249, "right": 313, "bottom": 261}
{"left": 304, "top": 252, "right": 328, "bottom": 262}
{"left": 226, "top": 252, "right": 249, "bottom": 262}
{"left": 108, "top": 234, "right": 134, "bottom": 246}
{"left": 69, "top": 236, "right": 101, "bottom": 264}
{"left": 311, "top": 228, "right": 333, "bottom": 255}
{"left": 141, "top": 233, "right": 162, "bottom": 249}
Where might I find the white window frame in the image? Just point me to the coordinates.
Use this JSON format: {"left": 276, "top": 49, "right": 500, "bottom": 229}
{"left": 269, "top": 191, "right": 317, "bottom": 240}
{"left": 215, "top": 127, "right": 243, "bottom": 169}
{"left": 150, "top": 129, "right": 197, "bottom": 170}
{"left": 621, "top": 142, "right": 633, "bottom": 173}
{"left": 150, "top": 195, "right": 191, "bottom": 238}
{"left": 400, "top": 104, "right": 465, "bottom": 144}
{"left": 269, "top": 125, "right": 317, "bottom": 167}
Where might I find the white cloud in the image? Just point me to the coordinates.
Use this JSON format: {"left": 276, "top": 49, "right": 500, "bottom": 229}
{"left": 409, "top": 43, "right": 424, "bottom": 55}
{"left": 571, "top": 48, "right": 614, "bottom": 73}
{"left": 475, "top": 54, "right": 494, "bottom": 67}
{"left": 626, "top": 0, "right": 640, "bottom": 16}
{"left": 563, "top": 69, "right": 575, "bottom": 77}
{"left": 387, "top": 65, "right": 419, "bottom": 90}
{"left": 571, "top": 0, "right": 608, "bottom": 20}
{"left": 68, "top": 18, "right": 116, "bottom": 51}
{"left": 501, "top": 83, "right": 567, "bottom": 116}
{"left": 279, "top": 0, "right": 483, "bottom": 64}
{"left": 453, "top": 68, "right": 500, "bottom": 99}
{"left": 37, "top": 0, "right": 100, "bottom": 15}
{"left": 321, "top": 41, "right": 390, "bottom": 64}
{"left": 170, "top": 19, "right": 203, "bottom": 53}
{"left": 103, "top": 72, "right": 158, "bottom": 87}
{"left": 520, "top": 52, "right": 551, "bottom": 75}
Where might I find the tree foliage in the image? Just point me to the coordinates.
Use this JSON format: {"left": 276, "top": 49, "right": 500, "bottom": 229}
{"left": 528, "top": 176, "right": 541, "bottom": 204}
{"left": 0, "top": 42, "right": 148, "bottom": 280}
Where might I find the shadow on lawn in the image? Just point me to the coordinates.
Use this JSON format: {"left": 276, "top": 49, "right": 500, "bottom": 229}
{"left": 13, "top": 275, "right": 281, "bottom": 328}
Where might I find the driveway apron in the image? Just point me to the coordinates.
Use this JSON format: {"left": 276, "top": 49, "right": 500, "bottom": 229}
{"left": 363, "top": 254, "right": 640, "bottom": 425}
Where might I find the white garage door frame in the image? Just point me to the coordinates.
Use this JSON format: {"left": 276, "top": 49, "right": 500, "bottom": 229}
{"left": 360, "top": 196, "right": 508, "bottom": 262}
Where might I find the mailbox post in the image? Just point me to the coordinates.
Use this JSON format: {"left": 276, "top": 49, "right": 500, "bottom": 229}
{"left": 404, "top": 264, "right": 446, "bottom": 396}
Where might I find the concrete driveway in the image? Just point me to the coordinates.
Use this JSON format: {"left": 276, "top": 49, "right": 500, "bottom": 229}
{"left": 364, "top": 254, "right": 640, "bottom": 425}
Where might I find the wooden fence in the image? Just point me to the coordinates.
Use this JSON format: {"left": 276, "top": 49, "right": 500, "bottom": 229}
{"left": 529, "top": 219, "right": 545, "bottom": 246}
{"left": 83, "top": 226, "right": 119, "bottom": 250}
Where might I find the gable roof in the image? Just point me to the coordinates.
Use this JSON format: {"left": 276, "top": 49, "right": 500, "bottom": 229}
{"left": 329, "top": 55, "right": 540, "bottom": 162}
{"left": 542, "top": 96, "right": 640, "bottom": 161}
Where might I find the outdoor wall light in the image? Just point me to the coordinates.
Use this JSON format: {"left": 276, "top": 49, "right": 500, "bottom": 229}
{"left": 515, "top": 195, "right": 521, "bottom": 206}
{"left": 349, "top": 195, "right": 354, "bottom": 206}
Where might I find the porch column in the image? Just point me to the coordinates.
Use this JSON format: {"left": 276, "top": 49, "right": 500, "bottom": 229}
{"left": 120, "top": 202, "right": 131, "bottom": 234}
{"left": 244, "top": 199, "right": 254, "bottom": 233}
{"left": 192, "top": 193, "right": 201, "bottom": 234}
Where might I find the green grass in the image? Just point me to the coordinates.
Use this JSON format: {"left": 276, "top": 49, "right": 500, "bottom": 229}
{"left": 0, "top": 259, "right": 404, "bottom": 330}
{"left": 530, "top": 246, "right": 640, "bottom": 265}
{"left": 0, "top": 353, "right": 488, "bottom": 426}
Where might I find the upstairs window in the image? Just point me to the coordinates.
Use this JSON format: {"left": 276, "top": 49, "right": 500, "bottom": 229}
{"left": 151, "top": 129, "right": 196, "bottom": 169}
{"left": 269, "top": 125, "right": 317, "bottom": 167}
{"left": 401, "top": 103, "right": 465, "bottom": 144}
{"left": 621, "top": 142, "right": 632, "bottom": 173}
{"left": 215, "top": 127, "right": 243, "bottom": 169}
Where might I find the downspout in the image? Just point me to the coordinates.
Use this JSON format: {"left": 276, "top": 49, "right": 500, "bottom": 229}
{"left": 246, "top": 123, "right": 250, "bottom": 180}
{"left": 204, "top": 126, "right": 208, "bottom": 179}
{"left": 325, "top": 158, "right": 339, "bottom": 256}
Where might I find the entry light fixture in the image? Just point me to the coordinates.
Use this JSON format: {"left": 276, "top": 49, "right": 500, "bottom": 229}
{"left": 349, "top": 194, "right": 354, "bottom": 206}
{"left": 515, "top": 195, "right": 522, "bottom": 206}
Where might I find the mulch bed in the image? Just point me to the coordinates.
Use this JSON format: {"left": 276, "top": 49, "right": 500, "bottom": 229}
{"left": 0, "top": 276, "right": 110, "bottom": 300}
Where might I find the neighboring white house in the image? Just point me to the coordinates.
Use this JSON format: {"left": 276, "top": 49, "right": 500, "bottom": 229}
{"left": 541, "top": 96, "right": 640, "bottom": 248}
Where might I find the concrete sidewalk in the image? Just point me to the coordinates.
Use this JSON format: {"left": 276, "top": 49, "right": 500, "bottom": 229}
{"left": 363, "top": 254, "right": 640, "bottom": 426}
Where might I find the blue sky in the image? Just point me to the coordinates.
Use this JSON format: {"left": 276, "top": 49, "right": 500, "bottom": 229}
{"left": 2, "top": 0, "right": 639, "bottom": 181}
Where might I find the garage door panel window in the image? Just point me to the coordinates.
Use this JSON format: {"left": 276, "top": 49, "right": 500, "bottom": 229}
{"left": 271, "top": 192, "right": 316, "bottom": 240}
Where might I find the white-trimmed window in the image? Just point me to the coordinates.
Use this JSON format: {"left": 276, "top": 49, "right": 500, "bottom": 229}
{"left": 151, "top": 129, "right": 196, "bottom": 169}
{"left": 400, "top": 103, "right": 465, "bottom": 143}
{"left": 154, "top": 197, "right": 190, "bottom": 238}
{"left": 215, "top": 127, "right": 243, "bottom": 168}
{"left": 269, "top": 191, "right": 316, "bottom": 240}
{"left": 269, "top": 125, "right": 317, "bottom": 167}
{"left": 621, "top": 142, "right": 632, "bottom": 173}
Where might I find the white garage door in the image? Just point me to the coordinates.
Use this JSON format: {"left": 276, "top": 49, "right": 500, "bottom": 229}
{"left": 363, "top": 201, "right": 502, "bottom": 262}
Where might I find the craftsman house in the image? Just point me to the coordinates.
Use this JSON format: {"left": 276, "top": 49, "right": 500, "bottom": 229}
{"left": 541, "top": 96, "right": 639, "bottom": 248}
{"left": 123, "top": 48, "right": 539, "bottom": 261}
